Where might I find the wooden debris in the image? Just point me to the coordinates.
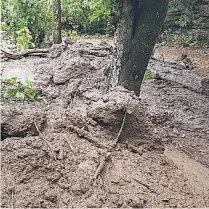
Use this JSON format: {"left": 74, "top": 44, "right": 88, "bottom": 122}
{"left": 79, "top": 49, "right": 108, "bottom": 57}
{"left": 154, "top": 73, "right": 202, "bottom": 94}
{"left": 8, "top": 183, "right": 16, "bottom": 209}
{"left": 68, "top": 125, "right": 106, "bottom": 149}
{"left": 64, "top": 140, "right": 75, "bottom": 154}
{"left": 0, "top": 48, "right": 49, "bottom": 60}
{"left": 115, "top": 110, "right": 127, "bottom": 143}
{"left": 132, "top": 177, "right": 156, "bottom": 193}
{"left": 34, "top": 120, "right": 56, "bottom": 160}
{"left": 94, "top": 152, "right": 111, "bottom": 179}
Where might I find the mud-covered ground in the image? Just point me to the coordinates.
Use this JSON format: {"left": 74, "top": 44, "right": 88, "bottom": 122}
{"left": 1, "top": 39, "right": 209, "bottom": 208}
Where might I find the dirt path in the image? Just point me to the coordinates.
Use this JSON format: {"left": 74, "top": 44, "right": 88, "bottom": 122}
{"left": 1, "top": 40, "right": 209, "bottom": 207}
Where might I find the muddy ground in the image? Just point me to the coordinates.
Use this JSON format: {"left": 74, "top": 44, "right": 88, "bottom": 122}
{"left": 1, "top": 39, "right": 209, "bottom": 208}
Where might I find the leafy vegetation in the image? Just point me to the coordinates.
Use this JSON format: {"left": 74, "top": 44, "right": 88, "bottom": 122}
{"left": 0, "top": 0, "right": 52, "bottom": 48}
{"left": 144, "top": 71, "right": 154, "bottom": 79}
{"left": 173, "top": 29, "right": 208, "bottom": 47}
{"left": 165, "top": 0, "right": 195, "bottom": 28}
{"left": 16, "top": 26, "right": 35, "bottom": 50}
{"left": 0, "top": 0, "right": 113, "bottom": 49}
{"left": 1, "top": 77, "right": 47, "bottom": 104}
{"left": 163, "top": 0, "right": 209, "bottom": 47}
{"left": 0, "top": 0, "right": 208, "bottom": 49}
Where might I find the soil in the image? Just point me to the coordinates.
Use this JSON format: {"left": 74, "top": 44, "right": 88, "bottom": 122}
{"left": 1, "top": 39, "right": 209, "bottom": 208}
{"left": 154, "top": 45, "right": 209, "bottom": 76}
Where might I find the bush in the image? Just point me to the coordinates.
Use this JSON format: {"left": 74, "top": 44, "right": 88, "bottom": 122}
{"left": 173, "top": 29, "right": 207, "bottom": 47}
{"left": 1, "top": 0, "right": 52, "bottom": 48}
{"left": 16, "top": 26, "right": 34, "bottom": 51}
{"left": 1, "top": 77, "right": 48, "bottom": 104}
{"left": 1, "top": 0, "right": 113, "bottom": 49}
{"left": 1, "top": 77, "right": 38, "bottom": 102}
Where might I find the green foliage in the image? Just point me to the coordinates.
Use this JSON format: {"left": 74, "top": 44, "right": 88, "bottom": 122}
{"left": 1, "top": 0, "right": 113, "bottom": 49}
{"left": 61, "top": 0, "right": 91, "bottom": 33}
{"left": 144, "top": 71, "right": 154, "bottom": 79}
{"left": 166, "top": 0, "right": 195, "bottom": 28}
{"left": 2, "top": 0, "right": 207, "bottom": 48}
{"left": 1, "top": 0, "right": 52, "bottom": 47}
{"left": 90, "top": 0, "right": 111, "bottom": 23}
{"left": 88, "top": 0, "right": 113, "bottom": 34}
{"left": 162, "top": 0, "right": 209, "bottom": 47}
{"left": 61, "top": 0, "right": 112, "bottom": 35}
{"left": 1, "top": 77, "right": 39, "bottom": 102}
{"left": 16, "top": 26, "right": 35, "bottom": 50}
{"left": 173, "top": 29, "right": 207, "bottom": 47}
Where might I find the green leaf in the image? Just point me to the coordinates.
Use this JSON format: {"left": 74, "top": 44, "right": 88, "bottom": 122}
{"left": 10, "top": 77, "right": 18, "bottom": 84}
{"left": 6, "top": 88, "right": 18, "bottom": 96}
{"left": 43, "top": 98, "right": 48, "bottom": 105}
{"left": 144, "top": 71, "right": 154, "bottom": 79}
{"left": 2, "top": 79, "right": 10, "bottom": 85}
{"left": 15, "top": 92, "right": 25, "bottom": 100}
{"left": 25, "top": 81, "right": 33, "bottom": 87}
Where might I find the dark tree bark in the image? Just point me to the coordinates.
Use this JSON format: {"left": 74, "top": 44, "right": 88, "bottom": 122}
{"left": 52, "top": 0, "right": 62, "bottom": 44}
{"left": 110, "top": 0, "right": 169, "bottom": 96}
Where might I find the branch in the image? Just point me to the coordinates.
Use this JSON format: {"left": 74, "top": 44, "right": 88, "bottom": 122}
{"left": 115, "top": 110, "right": 127, "bottom": 143}
{"left": 1, "top": 48, "right": 50, "bottom": 60}
{"left": 34, "top": 120, "right": 56, "bottom": 160}
{"left": 154, "top": 73, "right": 202, "bottom": 94}
{"left": 94, "top": 152, "right": 111, "bottom": 179}
{"left": 68, "top": 125, "right": 107, "bottom": 149}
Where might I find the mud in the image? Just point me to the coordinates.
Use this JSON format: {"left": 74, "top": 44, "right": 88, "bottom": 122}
{"left": 1, "top": 39, "right": 209, "bottom": 207}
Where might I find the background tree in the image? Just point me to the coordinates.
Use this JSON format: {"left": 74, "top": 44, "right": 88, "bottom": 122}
{"left": 52, "top": 0, "right": 62, "bottom": 44}
{"left": 109, "top": 0, "right": 169, "bottom": 96}
{"left": 0, "top": 0, "right": 52, "bottom": 48}
{"left": 1, "top": 0, "right": 208, "bottom": 49}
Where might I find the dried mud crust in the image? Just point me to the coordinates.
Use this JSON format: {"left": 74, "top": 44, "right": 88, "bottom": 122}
{"left": 1, "top": 39, "right": 209, "bottom": 208}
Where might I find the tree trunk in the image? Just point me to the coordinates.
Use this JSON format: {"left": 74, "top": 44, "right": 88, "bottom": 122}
{"left": 52, "top": 0, "right": 62, "bottom": 44}
{"left": 110, "top": 0, "right": 169, "bottom": 96}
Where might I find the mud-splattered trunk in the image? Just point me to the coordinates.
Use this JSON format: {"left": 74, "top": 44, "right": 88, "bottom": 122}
{"left": 52, "top": 0, "right": 62, "bottom": 44}
{"left": 110, "top": 0, "right": 169, "bottom": 96}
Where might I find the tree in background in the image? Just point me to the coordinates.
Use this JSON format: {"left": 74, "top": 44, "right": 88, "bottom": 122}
{"left": 0, "top": 0, "right": 52, "bottom": 48}
{"left": 109, "top": 0, "right": 169, "bottom": 96}
{"left": 52, "top": 0, "right": 62, "bottom": 44}
{"left": 1, "top": 0, "right": 208, "bottom": 49}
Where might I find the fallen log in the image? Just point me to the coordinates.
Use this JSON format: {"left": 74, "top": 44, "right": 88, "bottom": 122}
{"left": 0, "top": 48, "right": 50, "bottom": 60}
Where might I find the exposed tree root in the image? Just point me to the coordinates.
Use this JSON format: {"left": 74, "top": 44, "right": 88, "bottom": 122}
{"left": 68, "top": 125, "right": 107, "bottom": 149}
{"left": 94, "top": 152, "right": 111, "bottom": 179}
{"left": 94, "top": 109, "right": 128, "bottom": 180}
{"left": 34, "top": 120, "right": 57, "bottom": 160}
{"left": 115, "top": 110, "right": 127, "bottom": 144}
{"left": 154, "top": 73, "right": 202, "bottom": 94}
{"left": 64, "top": 139, "right": 76, "bottom": 154}
{"left": 132, "top": 177, "right": 156, "bottom": 193}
